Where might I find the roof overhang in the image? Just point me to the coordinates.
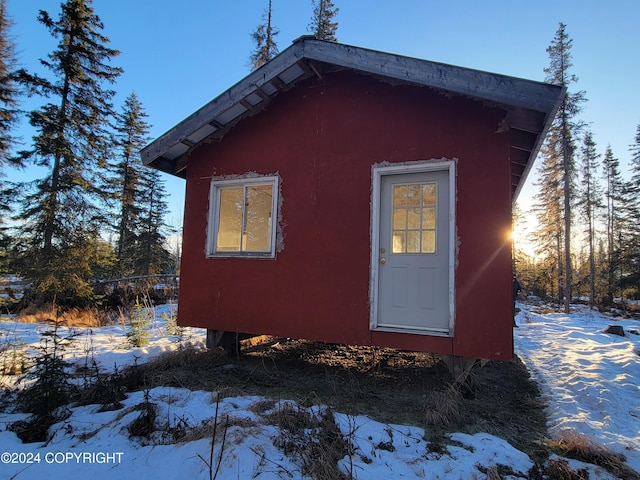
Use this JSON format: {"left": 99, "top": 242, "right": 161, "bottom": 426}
{"left": 141, "top": 37, "right": 565, "bottom": 202}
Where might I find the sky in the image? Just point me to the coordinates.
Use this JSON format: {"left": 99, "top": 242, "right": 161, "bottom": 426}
{"left": 0, "top": 301, "right": 639, "bottom": 478}
{"left": 5, "top": 0, "right": 640, "bottom": 234}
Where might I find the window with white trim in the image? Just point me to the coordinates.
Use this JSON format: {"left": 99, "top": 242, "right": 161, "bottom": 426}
{"left": 207, "top": 176, "right": 279, "bottom": 257}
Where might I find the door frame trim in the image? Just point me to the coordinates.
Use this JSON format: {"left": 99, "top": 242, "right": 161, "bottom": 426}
{"left": 369, "top": 159, "right": 456, "bottom": 336}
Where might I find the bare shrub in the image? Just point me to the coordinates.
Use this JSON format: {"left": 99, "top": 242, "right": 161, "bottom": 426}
{"left": 542, "top": 458, "right": 589, "bottom": 480}
{"left": 173, "top": 416, "right": 257, "bottom": 444}
{"left": 197, "top": 397, "right": 229, "bottom": 480}
{"left": 9, "top": 412, "right": 62, "bottom": 443}
{"left": 77, "top": 363, "right": 127, "bottom": 411}
{"left": 264, "top": 403, "right": 350, "bottom": 480}
{"left": 128, "top": 390, "right": 157, "bottom": 438}
{"left": 478, "top": 464, "right": 525, "bottom": 480}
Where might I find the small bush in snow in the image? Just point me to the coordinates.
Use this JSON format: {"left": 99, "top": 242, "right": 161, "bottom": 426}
{"left": 12, "top": 320, "right": 78, "bottom": 442}
{"left": 162, "top": 304, "right": 183, "bottom": 338}
{"left": 126, "top": 300, "right": 152, "bottom": 348}
{"left": 0, "top": 329, "right": 28, "bottom": 376}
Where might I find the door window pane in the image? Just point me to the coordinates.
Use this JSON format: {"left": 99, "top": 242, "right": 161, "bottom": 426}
{"left": 393, "top": 185, "right": 407, "bottom": 207}
{"left": 391, "top": 182, "right": 437, "bottom": 254}
{"left": 407, "top": 231, "right": 420, "bottom": 253}
{"left": 393, "top": 208, "right": 406, "bottom": 229}
{"left": 421, "top": 231, "right": 436, "bottom": 253}
{"left": 407, "top": 185, "right": 421, "bottom": 206}
{"left": 407, "top": 207, "right": 421, "bottom": 229}
{"left": 422, "top": 183, "right": 437, "bottom": 205}
{"left": 422, "top": 207, "right": 436, "bottom": 229}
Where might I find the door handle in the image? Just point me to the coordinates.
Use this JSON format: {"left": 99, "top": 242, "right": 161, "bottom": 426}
{"left": 380, "top": 258, "right": 386, "bottom": 264}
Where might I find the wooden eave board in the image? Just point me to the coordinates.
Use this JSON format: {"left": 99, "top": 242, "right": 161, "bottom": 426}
{"left": 142, "top": 38, "right": 565, "bottom": 187}
{"left": 300, "top": 40, "right": 563, "bottom": 114}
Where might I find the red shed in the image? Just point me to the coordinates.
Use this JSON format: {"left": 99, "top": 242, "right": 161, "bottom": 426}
{"left": 142, "top": 38, "right": 563, "bottom": 362}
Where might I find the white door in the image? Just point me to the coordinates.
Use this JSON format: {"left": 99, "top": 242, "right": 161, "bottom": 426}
{"left": 372, "top": 165, "right": 454, "bottom": 335}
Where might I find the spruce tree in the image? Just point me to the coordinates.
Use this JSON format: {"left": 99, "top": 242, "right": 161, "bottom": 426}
{"left": 578, "top": 130, "right": 602, "bottom": 307}
{"left": 533, "top": 130, "right": 564, "bottom": 303}
{"left": 135, "top": 167, "right": 173, "bottom": 277}
{"left": 0, "top": 0, "right": 19, "bottom": 165}
{"left": 112, "top": 92, "right": 150, "bottom": 277}
{"left": 308, "top": 0, "right": 339, "bottom": 41}
{"left": 626, "top": 124, "right": 640, "bottom": 298}
{"left": 537, "top": 22, "right": 585, "bottom": 311}
{"left": 13, "top": 0, "right": 122, "bottom": 306}
{"left": 0, "top": 0, "right": 21, "bottom": 273}
{"left": 630, "top": 124, "right": 640, "bottom": 194}
{"left": 602, "top": 146, "right": 625, "bottom": 304}
{"left": 249, "top": 0, "right": 279, "bottom": 70}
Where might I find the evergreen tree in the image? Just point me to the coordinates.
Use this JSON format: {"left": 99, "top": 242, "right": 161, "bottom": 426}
{"left": 308, "top": 0, "right": 339, "bottom": 41}
{"left": 0, "top": 0, "right": 19, "bottom": 165}
{"left": 625, "top": 124, "right": 640, "bottom": 298}
{"left": 602, "top": 145, "right": 625, "bottom": 304}
{"left": 12, "top": 0, "right": 122, "bottom": 306}
{"left": 249, "top": 0, "right": 279, "bottom": 70}
{"left": 630, "top": 124, "right": 640, "bottom": 194}
{"left": 112, "top": 92, "right": 150, "bottom": 277}
{"left": 135, "top": 167, "right": 173, "bottom": 277}
{"left": 537, "top": 22, "right": 586, "bottom": 311}
{"left": 533, "top": 131, "right": 564, "bottom": 303}
{"left": 0, "top": 0, "right": 21, "bottom": 273}
{"left": 577, "top": 130, "right": 602, "bottom": 307}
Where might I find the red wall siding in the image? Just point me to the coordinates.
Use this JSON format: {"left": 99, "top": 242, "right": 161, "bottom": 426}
{"left": 178, "top": 71, "right": 514, "bottom": 360}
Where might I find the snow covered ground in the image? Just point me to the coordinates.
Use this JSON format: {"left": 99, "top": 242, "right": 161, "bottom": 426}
{"left": 514, "top": 304, "right": 640, "bottom": 474}
{"left": 0, "top": 302, "right": 638, "bottom": 479}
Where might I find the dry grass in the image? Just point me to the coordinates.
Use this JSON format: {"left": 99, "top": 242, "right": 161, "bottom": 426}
{"left": 424, "top": 384, "right": 463, "bottom": 427}
{"left": 549, "top": 429, "right": 640, "bottom": 480}
{"left": 114, "top": 339, "right": 549, "bottom": 463}
{"left": 166, "top": 415, "right": 259, "bottom": 445}
{"left": 484, "top": 465, "right": 503, "bottom": 480}
{"left": 122, "top": 344, "right": 228, "bottom": 390}
{"left": 263, "top": 401, "right": 313, "bottom": 433}
{"left": 16, "top": 305, "right": 110, "bottom": 327}
{"left": 543, "top": 458, "right": 589, "bottom": 480}
{"left": 265, "top": 402, "right": 350, "bottom": 480}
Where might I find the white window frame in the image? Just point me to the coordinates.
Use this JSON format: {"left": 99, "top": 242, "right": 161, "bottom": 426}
{"left": 206, "top": 175, "right": 279, "bottom": 258}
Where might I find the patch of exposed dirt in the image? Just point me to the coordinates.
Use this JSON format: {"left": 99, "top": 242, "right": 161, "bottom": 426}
{"left": 125, "top": 337, "right": 549, "bottom": 462}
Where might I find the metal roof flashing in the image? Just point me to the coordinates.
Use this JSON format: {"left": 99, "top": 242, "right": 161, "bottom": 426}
{"left": 141, "top": 38, "right": 564, "bottom": 200}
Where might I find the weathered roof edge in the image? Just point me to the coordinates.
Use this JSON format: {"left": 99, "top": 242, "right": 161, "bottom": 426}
{"left": 300, "top": 39, "right": 562, "bottom": 113}
{"left": 512, "top": 85, "right": 564, "bottom": 202}
{"left": 141, "top": 37, "right": 565, "bottom": 198}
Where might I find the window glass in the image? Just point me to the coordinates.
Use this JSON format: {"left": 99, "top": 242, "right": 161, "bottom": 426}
{"left": 244, "top": 185, "right": 273, "bottom": 251}
{"left": 209, "top": 177, "right": 278, "bottom": 257}
{"left": 217, "top": 188, "right": 243, "bottom": 251}
{"left": 391, "top": 181, "right": 437, "bottom": 254}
